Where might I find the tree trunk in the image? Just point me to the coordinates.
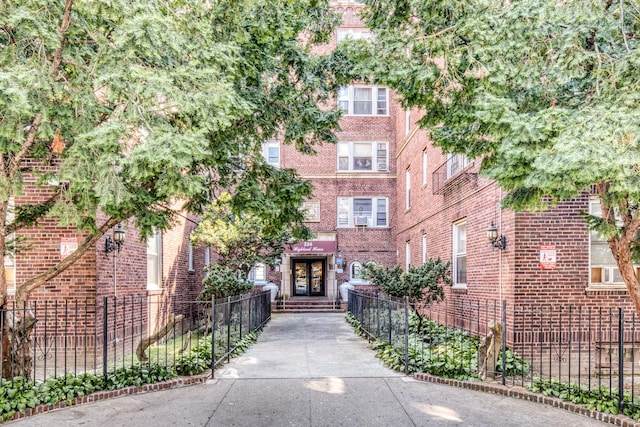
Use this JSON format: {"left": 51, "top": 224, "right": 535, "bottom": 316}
{"left": 2, "top": 308, "right": 37, "bottom": 380}
{"left": 135, "top": 314, "right": 184, "bottom": 362}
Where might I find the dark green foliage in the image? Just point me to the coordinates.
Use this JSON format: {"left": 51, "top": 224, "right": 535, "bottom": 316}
{"left": 199, "top": 264, "right": 253, "bottom": 301}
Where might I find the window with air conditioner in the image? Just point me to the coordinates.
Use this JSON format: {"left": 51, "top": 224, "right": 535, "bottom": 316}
{"left": 337, "top": 29, "right": 372, "bottom": 43}
{"left": 337, "top": 197, "right": 388, "bottom": 228}
{"left": 262, "top": 141, "right": 280, "bottom": 168}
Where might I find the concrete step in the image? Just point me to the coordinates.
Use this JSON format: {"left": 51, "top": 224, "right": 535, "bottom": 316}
{"left": 272, "top": 298, "right": 346, "bottom": 313}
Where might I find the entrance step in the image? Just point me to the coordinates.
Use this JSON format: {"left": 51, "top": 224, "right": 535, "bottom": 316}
{"left": 272, "top": 297, "right": 346, "bottom": 313}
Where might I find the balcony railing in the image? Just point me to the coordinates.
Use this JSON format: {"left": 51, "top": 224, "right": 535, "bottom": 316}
{"left": 432, "top": 154, "right": 475, "bottom": 194}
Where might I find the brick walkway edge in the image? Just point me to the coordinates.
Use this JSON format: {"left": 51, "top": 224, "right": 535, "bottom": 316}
{"left": 413, "top": 373, "right": 640, "bottom": 427}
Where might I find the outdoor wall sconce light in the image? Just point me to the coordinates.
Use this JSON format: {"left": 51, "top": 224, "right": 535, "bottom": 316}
{"left": 105, "top": 224, "right": 125, "bottom": 253}
{"left": 487, "top": 221, "right": 507, "bottom": 250}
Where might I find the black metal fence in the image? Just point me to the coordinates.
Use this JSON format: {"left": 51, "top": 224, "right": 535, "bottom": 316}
{"left": 348, "top": 290, "right": 640, "bottom": 415}
{"left": 0, "top": 290, "right": 271, "bottom": 382}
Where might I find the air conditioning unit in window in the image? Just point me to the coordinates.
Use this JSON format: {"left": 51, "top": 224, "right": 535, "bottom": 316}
{"left": 354, "top": 216, "right": 368, "bottom": 226}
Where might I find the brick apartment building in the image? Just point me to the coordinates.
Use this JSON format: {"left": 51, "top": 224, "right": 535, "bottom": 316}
{"left": 6, "top": 1, "right": 635, "bottom": 331}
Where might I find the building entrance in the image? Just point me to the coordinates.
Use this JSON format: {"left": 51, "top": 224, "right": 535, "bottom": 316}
{"left": 292, "top": 259, "right": 325, "bottom": 296}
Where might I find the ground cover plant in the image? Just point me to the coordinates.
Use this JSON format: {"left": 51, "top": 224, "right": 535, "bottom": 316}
{"left": 346, "top": 312, "right": 528, "bottom": 380}
{"left": 0, "top": 329, "right": 260, "bottom": 421}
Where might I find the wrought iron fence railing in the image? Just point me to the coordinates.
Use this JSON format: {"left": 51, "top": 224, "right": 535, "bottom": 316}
{"left": 348, "top": 289, "right": 640, "bottom": 416}
{"left": 0, "top": 290, "right": 271, "bottom": 382}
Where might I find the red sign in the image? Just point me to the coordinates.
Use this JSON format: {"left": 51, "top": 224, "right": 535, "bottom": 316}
{"left": 285, "top": 241, "right": 336, "bottom": 254}
{"left": 540, "top": 244, "right": 557, "bottom": 270}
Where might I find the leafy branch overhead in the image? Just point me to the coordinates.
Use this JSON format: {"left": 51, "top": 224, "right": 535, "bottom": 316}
{"left": 355, "top": 0, "right": 640, "bottom": 315}
{"left": 0, "top": 0, "right": 348, "bottom": 301}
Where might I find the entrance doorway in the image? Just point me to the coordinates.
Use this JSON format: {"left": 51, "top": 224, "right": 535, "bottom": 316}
{"left": 292, "top": 259, "right": 325, "bottom": 296}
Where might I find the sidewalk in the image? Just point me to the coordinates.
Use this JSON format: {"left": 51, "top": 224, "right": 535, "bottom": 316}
{"left": 9, "top": 313, "right": 608, "bottom": 426}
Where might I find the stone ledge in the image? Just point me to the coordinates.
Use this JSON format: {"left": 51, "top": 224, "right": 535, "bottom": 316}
{"left": 413, "top": 373, "right": 640, "bottom": 427}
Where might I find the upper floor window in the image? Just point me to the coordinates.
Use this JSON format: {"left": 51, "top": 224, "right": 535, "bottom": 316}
{"left": 188, "top": 243, "right": 194, "bottom": 272}
{"left": 453, "top": 221, "right": 467, "bottom": 287}
{"left": 422, "top": 150, "right": 428, "bottom": 186}
{"left": 262, "top": 141, "right": 280, "bottom": 168}
{"left": 405, "top": 168, "right": 411, "bottom": 210}
{"left": 337, "top": 29, "right": 372, "bottom": 43}
{"left": 405, "top": 108, "right": 411, "bottom": 135}
{"left": 447, "top": 153, "right": 471, "bottom": 178}
{"left": 338, "top": 86, "right": 388, "bottom": 116}
{"left": 338, "top": 141, "right": 388, "bottom": 172}
{"left": 337, "top": 197, "right": 388, "bottom": 228}
{"left": 147, "top": 229, "right": 163, "bottom": 290}
{"left": 204, "top": 247, "right": 210, "bottom": 266}
{"left": 422, "top": 234, "right": 427, "bottom": 263}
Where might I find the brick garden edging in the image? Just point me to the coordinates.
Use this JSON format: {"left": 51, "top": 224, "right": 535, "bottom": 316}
{"left": 4, "top": 373, "right": 212, "bottom": 424}
{"left": 414, "top": 373, "right": 640, "bottom": 427}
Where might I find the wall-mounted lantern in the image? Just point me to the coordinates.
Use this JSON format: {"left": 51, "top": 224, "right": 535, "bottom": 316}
{"left": 487, "top": 221, "right": 506, "bottom": 250}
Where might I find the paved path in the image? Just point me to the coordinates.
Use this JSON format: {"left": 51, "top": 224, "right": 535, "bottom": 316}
{"left": 10, "top": 313, "right": 608, "bottom": 426}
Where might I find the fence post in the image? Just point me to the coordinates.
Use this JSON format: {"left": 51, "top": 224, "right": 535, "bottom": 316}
{"left": 388, "top": 297, "right": 393, "bottom": 344}
{"left": 227, "top": 296, "right": 231, "bottom": 362}
{"left": 102, "top": 296, "right": 108, "bottom": 382}
{"left": 618, "top": 308, "right": 624, "bottom": 413}
{"left": 211, "top": 296, "right": 216, "bottom": 379}
{"left": 501, "top": 299, "right": 507, "bottom": 386}
{"left": 404, "top": 297, "right": 410, "bottom": 375}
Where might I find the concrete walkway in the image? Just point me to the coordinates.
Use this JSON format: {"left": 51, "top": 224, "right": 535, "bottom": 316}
{"left": 10, "top": 313, "right": 607, "bottom": 426}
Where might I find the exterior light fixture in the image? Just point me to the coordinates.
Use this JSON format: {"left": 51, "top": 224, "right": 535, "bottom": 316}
{"left": 105, "top": 224, "right": 125, "bottom": 253}
{"left": 487, "top": 221, "right": 506, "bottom": 250}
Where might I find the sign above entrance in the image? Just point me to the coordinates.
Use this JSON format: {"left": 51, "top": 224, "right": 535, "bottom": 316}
{"left": 285, "top": 240, "right": 336, "bottom": 254}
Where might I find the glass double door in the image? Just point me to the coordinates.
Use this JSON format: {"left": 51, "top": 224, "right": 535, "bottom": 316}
{"left": 292, "top": 259, "right": 325, "bottom": 296}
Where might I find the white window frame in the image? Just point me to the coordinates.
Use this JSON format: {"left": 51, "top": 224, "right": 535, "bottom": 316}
{"left": 422, "top": 150, "right": 428, "bottom": 186}
{"left": 405, "top": 108, "right": 411, "bottom": 135}
{"left": 337, "top": 28, "right": 372, "bottom": 42}
{"left": 405, "top": 241, "right": 411, "bottom": 271}
{"left": 188, "top": 243, "right": 194, "bottom": 272}
{"left": 4, "top": 198, "right": 15, "bottom": 293}
{"left": 447, "top": 153, "right": 471, "bottom": 179}
{"left": 338, "top": 141, "right": 388, "bottom": 172}
{"left": 589, "top": 199, "right": 630, "bottom": 287}
{"left": 147, "top": 230, "right": 163, "bottom": 290}
{"left": 204, "top": 247, "right": 210, "bottom": 266}
{"left": 350, "top": 261, "right": 363, "bottom": 282}
{"left": 338, "top": 86, "right": 388, "bottom": 116}
{"left": 262, "top": 141, "right": 280, "bottom": 168}
{"left": 405, "top": 168, "right": 411, "bottom": 210}
{"left": 422, "top": 234, "right": 427, "bottom": 264}
{"left": 248, "top": 263, "right": 267, "bottom": 284}
{"left": 337, "top": 197, "right": 388, "bottom": 228}
{"left": 453, "top": 221, "right": 467, "bottom": 287}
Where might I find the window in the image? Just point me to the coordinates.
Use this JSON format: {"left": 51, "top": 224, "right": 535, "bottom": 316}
{"left": 350, "top": 261, "right": 363, "bottom": 281}
{"left": 338, "top": 141, "right": 388, "bottom": 172}
{"left": 262, "top": 141, "right": 280, "bottom": 168}
{"left": 589, "top": 199, "right": 629, "bottom": 286}
{"left": 405, "top": 109, "right": 411, "bottom": 135}
{"left": 422, "top": 150, "right": 428, "bottom": 186}
{"left": 422, "top": 234, "right": 427, "bottom": 264}
{"left": 248, "top": 263, "right": 267, "bottom": 284}
{"left": 338, "top": 86, "right": 388, "bottom": 116}
{"left": 147, "top": 230, "right": 163, "bottom": 290}
{"left": 405, "top": 241, "right": 411, "bottom": 271}
{"left": 204, "top": 247, "right": 210, "bottom": 266}
{"left": 188, "top": 243, "right": 194, "bottom": 272}
{"left": 337, "top": 197, "right": 388, "bottom": 228}
{"left": 447, "top": 153, "right": 471, "bottom": 178}
{"left": 4, "top": 198, "right": 15, "bottom": 292}
{"left": 405, "top": 168, "right": 411, "bottom": 210}
{"left": 453, "top": 221, "right": 467, "bottom": 286}
{"left": 337, "top": 29, "right": 372, "bottom": 42}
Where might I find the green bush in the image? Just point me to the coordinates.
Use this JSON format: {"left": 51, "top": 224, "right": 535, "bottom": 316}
{"left": 199, "top": 264, "right": 253, "bottom": 300}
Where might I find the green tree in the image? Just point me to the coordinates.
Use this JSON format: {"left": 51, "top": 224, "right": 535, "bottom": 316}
{"left": 0, "top": 0, "right": 347, "bottom": 378}
{"left": 363, "top": 259, "right": 452, "bottom": 333}
{"left": 355, "top": 0, "right": 640, "bottom": 314}
{"left": 191, "top": 186, "right": 312, "bottom": 277}
{"left": 199, "top": 264, "right": 253, "bottom": 301}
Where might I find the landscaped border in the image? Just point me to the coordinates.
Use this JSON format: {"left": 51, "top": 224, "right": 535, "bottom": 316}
{"left": 414, "top": 373, "right": 640, "bottom": 427}
{"left": 5, "top": 373, "right": 211, "bottom": 423}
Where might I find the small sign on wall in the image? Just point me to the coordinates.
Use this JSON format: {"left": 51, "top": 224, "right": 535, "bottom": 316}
{"left": 540, "top": 244, "right": 557, "bottom": 270}
{"left": 60, "top": 237, "right": 78, "bottom": 260}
